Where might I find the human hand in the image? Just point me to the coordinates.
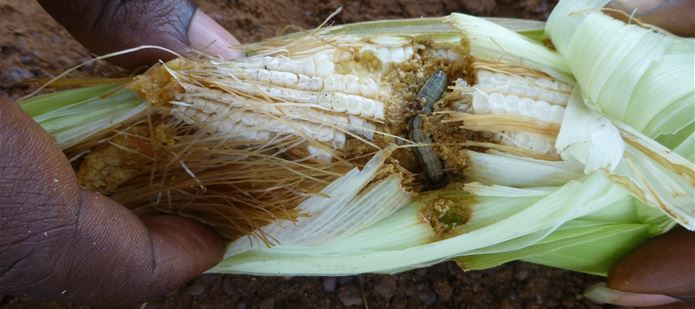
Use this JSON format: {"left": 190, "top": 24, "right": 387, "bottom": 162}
{"left": 0, "top": 95, "right": 226, "bottom": 305}
{"left": 0, "top": 0, "right": 243, "bottom": 305}
{"left": 37, "top": 0, "right": 243, "bottom": 69}
{"left": 587, "top": 228, "right": 695, "bottom": 308}
{"left": 605, "top": 0, "right": 695, "bottom": 37}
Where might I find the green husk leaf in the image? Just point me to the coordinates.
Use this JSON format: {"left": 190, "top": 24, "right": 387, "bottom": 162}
{"left": 19, "top": 83, "right": 121, "bottom": 117}
{"left": 546, "top": 0, "right": 695, "bottom": 139}
{"left": 20, "top": 85, "right": 146, "bottom": 149}
{"left": 213, "top": 173, "right": 647, "bottom": 275}
{"left": 459, "top": 223, "right": 651, "bottom": 276}
{"left": 457, "top": 195, "right": 671, "bottom": 275}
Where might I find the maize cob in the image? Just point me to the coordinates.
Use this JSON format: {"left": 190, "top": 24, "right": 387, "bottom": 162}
{"left": 21, "top": 3, "right": 694, "bottom": 277}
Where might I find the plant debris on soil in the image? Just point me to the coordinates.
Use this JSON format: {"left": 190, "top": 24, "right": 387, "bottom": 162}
{"left": 0, "top": 0, "right": 608, "bottom": 308}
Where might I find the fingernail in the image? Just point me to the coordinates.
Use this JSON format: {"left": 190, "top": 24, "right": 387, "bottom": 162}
{"left": 584, "top": 283, "right": 682, "bottom": 307}
{"left": 188, "top": 9, "right": 244, "bottom": 59}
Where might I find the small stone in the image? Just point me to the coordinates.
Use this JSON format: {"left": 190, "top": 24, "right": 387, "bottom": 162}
{"left": 223, "top": 277, "right": 236, "bottom": 295}
{"left": 514, "top": 270, "right": 529, "bottom": 281}
{"left": 0, "top": 67, "right": 34, "bottom": 86}
{"left": 337, "top": 285, "right": 363, "bottom": 307}
{"left": 259, "top": 298, "right": 274, "bottom": 309}
{"left": 235, "top": 302, "right": 247, "bottom": 309}
{"left": 416, "top": 283, "right": 437, "bottom": 305}
{"left": 338, "top": 276, "right": 354, "bottom": 285}
{"left": 19, "top": 55, "right": 33, "bottom": 64}
{"left": 322, "top": 277, "right": 337, "bottom": 293}
{"left": 188, "top": 282, "right": 205, "bottom": 296}
{"left": 375, "top": 276, "right": 397, "bottom": 300}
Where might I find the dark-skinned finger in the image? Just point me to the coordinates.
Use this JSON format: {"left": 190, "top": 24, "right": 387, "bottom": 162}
{"left": 607, "top": 228, "right": 695, "bottom": 302}
{"left": 606, "top": 0, "right": 695, "bottom": 37}
{"left": 0, "top": 96, "right": 226, "bottom": 305}
{"left": 37, "top": 0, "right": 242, "bottom": 70}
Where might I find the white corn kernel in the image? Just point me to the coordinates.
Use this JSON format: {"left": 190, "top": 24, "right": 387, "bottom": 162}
{"left": 475, "top": 70, "right": 571, "bottom": 106}
{"left": 270, "top": 71, "right": 299, "bottom": 87}
{"left": 258, "top": 69, "right": 271, "bottom": 83}
{"left": 307, "top": 145, "right": 333, "bottom": 163}
{"left": 489, "top": 93, "right": 506, "bottom": 114}
{"left": 459, "top": 70, "right": 572, "bottom": 155}
{"left": 472, "top": 92, "right": 490, "bottom": 114}
{"left": 503, "top": 95, "right": 520, "bottom": 114}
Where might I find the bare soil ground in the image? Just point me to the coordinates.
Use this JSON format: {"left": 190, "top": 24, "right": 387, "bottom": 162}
{"left": 0, "top": 0, "right": 608, "bottom": 308}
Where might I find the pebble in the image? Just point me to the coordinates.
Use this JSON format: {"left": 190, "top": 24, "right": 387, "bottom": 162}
{"left": 0, "top": 67, "right": 34, "bottom": 86}
{"left": 337, "top": 285, "right": 363, "bottom": 307}
{"left": 322, "top": 277, "right": 337, "bottom": 293}
{"left": 514, "top": 270, "right": 529, "bottom": 281}
{"left": 223, "top": 277, "right": 236, "bottom": 295}
{"left": 374, "top": 276, "right": 397, "bottom": 300}
{"left": 416, "top": 283, "right": 437, "bottom": 306}
{"left": 188, "top": 282, "right": 206, "bottom": 297}
{"left": 259, "top": 298, "right": 274, "bottom": 309}
{"left": 19, "top": 55, "right": 33, "bottom": 64}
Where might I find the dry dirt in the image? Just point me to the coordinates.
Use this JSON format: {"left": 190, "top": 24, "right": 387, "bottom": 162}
{"left": 1, "top": 0, "right": 609, "bottom": 308}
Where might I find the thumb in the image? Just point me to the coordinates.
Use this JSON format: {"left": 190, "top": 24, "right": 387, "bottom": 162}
{"left": 583, "top": 228, "right": 695, "bottom": 307}
{"left": 0, "top": 96, "right": 225, "bottom": 305}
{"left": 607, "top": 228, "right": 695, "bottom": 298}
{"left": 37, "top": 0, "right": 242, "bottom": 70}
